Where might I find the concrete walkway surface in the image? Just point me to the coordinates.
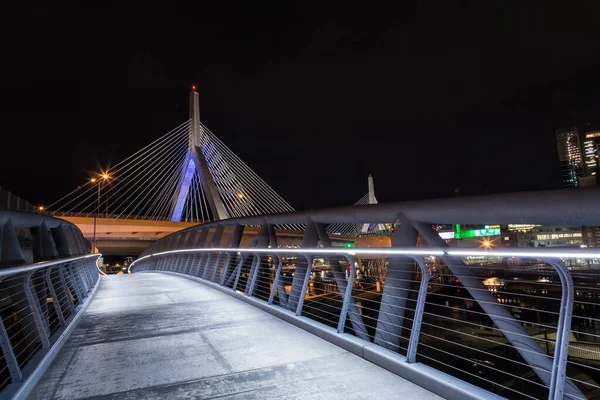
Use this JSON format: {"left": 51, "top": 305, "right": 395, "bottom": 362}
{"left": 27, "top": 273, "right": 442, "bottom": 400}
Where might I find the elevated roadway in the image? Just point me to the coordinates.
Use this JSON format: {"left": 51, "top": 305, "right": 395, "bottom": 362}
{"left": 55, "top": 215, "right": 354, "bottom": 256}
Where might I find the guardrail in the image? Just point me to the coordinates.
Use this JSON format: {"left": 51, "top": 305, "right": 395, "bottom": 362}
{"left": 0, "top": 254, "right": 101, "bottom": 399}
{"left": 129, "top": 246, "right": 600, "bottom": 400}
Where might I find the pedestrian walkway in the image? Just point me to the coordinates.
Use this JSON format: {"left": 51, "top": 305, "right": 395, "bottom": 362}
{"left": 28, "top": 273, "right": 442, "bottom": 399}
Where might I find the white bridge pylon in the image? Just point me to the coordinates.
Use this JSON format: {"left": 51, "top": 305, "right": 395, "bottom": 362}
{"left": 46, "top": 87, "right": 297, "bottom": 228}
{"left": 46, "top": 87, "right": 375, "bottom": 236}
{"left": 327, "top": 174, "right": 388, "bottom": 237}
{"left": 169, "top": 87, "right": 300, "bottom": 225}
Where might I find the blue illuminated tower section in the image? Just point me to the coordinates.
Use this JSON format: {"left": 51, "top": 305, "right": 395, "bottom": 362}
{"left": 170, "top": 86, "right": 229, "bottom": 222}
{"left": 170, "top": 156, "right": 196, "bottom": 221}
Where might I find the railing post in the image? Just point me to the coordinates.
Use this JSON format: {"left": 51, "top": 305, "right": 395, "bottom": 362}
{"left": 203, "top": 226, "right": 224, "bottom": 279}
{"left": 23, "top": 274, "right": 50, "bottom": 348}
{"left": 544, "top": 258, "right": 575, "bottom": 400}
{"left": 46, "top": 267, "right": 66, "bottom": 326}
{"left": 220, "top": 253, "right": 232, "bottom": 286}
{"left": 88, "top": 260, "right": 97, "bottom": 285}
{"left": 315, "top": 223, "right": 369, "bottom": 341}
{"left": 84, "top": 261, "right": 94, "bottom": 291}
{"left": 244, "top": 224, "right": 270, "bottom": 294}
{"left": 0, "top": 312, "right": 22, "bottom": 383}
{"left": 296, "top": 254, "right": 313, "bottom": 316}
{"left": 232, "top": 255, "right": 245, "bottom": 292}
{"left": 246, "top": 254, "right": 262, "bottom": 297}
{"left": 287, "top": 221, "right": 319, "bottom": 312}
{"left": 268, "top": 255, "right": 284, "bottom": 305}
{"left": 67, "top": 265, "right": 85, "bottom": 302}
{"left": 58, "top": 267, "right": 76, "bottom": 313}
{"left": 337, "top": 254, "right": 356, "bottom": 333}
{"left": 87, "top": 261, "right": 98, "bottom": 286}
{"left": 201, "top": 254, "right": 213, "bottom": 279}
{"left": 221, "top": 224, "right": 244, "bottom": 285}
{"left": 210, "top": 253, "right": 222, "bottom": 282}
{"left": 195, "top": 253, "right": 206, "bottom": 276}
{"left": 374, "top": 214, "right": 418, "bottom": 351}
{"left": 73, "top": 262, "right": 88, "bottom": 294}
{"left": 183, "top": 254, "right": 192, "bottom": 275}
{"left": 406, "top": 256, "right": 430, "bottom": 363}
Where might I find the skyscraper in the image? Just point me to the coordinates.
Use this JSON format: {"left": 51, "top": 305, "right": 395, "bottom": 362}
{"left": 556, "top": 123, "right": 600, "bottom": 187}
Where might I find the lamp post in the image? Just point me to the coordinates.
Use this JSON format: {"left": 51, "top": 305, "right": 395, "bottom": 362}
{"left": 91, "top": 173, "right": 111, "bottom": 254}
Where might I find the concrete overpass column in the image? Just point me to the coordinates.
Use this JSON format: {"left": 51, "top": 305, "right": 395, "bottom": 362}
{"left": 286, "top": 222, "right": 319, "bottom": 312}
{"left": 0, "top": 220, "right": 25, "bottom": 267}
{"left": 374, "top": 214, "right": 418, "bottom": 351}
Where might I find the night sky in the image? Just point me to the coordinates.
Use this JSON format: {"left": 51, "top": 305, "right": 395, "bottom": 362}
{"left": 2, "top": 2, "right": 599, "bottom": 212}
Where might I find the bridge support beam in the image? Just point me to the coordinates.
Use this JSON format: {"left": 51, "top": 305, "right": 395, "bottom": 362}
{"left": 246, "top": 224, "right": 272, "bottom": 296}
{"left": 31, "top": 221, "right": 59, "bottom": 263}
{"left": 50, "top": 225, "right": 72, "bottom": 258}
{"left": 374, "top": 213, "right": 418, "bottom": 351}
{"left": 231, "top": 231, "right": 264, "bottom": 292}
{"left": 315, "top": 223, "right": 370, "bottom": 341}
{"left": 0, "top": 220, "right": 24, "bottom": 267}
{"left": 287, "top": 222, "right": 318, "bottom": 312}
{"left": 202, "top": 225, "right": 224, "bottom": 279}
{"left": 192, "top": 229, "right": 210, "bottom": 276}
{"left": 414, "top": 222, "right": 584, "bottom": 399}
{"left": 221, "top": 224, "right": 244, "bottom": 285}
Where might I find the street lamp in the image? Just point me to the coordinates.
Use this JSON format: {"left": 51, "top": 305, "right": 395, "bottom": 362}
{"left": 91, "top": 172, "right": 111, "bottom": 254}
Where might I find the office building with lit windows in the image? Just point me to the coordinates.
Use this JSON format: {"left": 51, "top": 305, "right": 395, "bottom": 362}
{"left": 556, "top": 123, "right": 600, "bottom": 187}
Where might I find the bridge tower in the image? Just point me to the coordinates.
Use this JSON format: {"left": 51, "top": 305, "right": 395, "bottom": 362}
{"left": 170, "top": 86, "right": 229, "bottom": 222}
{"left": 361, "top": 174, "right": 379, "bottom": 233}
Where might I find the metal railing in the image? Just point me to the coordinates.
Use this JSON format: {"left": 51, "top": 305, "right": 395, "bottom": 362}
{"left": 129, "top": 246, "right": 600, "bottom": 400}
{"left": 0, "top": 254, "right": 101, "bottom": 398}
{"left": 129, "top": 188, "right": 600, "bottom": 399}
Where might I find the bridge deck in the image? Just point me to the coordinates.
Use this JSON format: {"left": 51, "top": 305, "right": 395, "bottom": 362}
{"left": 28, "top": 273, "right": 441, "bottom": 400}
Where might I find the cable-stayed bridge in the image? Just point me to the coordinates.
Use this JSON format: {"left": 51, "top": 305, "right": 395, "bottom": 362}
{"left": 46, "top": 87, "right": 377, "bottom": 254}
{"left": 3, "top": 86, "right": 600, "bottom": 399}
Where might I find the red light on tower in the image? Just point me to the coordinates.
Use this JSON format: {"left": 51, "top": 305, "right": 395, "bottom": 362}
{"left": 191, "top": 85, "right": 196, "bottom": 91}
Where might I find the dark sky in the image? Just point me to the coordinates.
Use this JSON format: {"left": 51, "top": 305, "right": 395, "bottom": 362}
{"left": 1, "top": 1, "right": 599, "bottom": 211}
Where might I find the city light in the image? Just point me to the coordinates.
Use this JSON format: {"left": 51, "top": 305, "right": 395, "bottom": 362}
{"left": 479, "top": 237, "right": 495, "bottom": 249}
{"left": 38, "top": 206, "right": 44, "bottom": 211}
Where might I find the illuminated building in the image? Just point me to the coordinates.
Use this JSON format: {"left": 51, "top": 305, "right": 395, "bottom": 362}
{"left": 530, "top": 226, "right": 583, "bottom": 247}
{"left": 556, "top": 123, "right": 600, "bottom": 187}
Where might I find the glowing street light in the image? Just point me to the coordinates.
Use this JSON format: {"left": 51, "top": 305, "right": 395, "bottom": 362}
{"left": 479, "top": 236, "right": 495, "bottom": 249}
{"left": 92, "top": 170, "right": 112, "bottom": 254}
